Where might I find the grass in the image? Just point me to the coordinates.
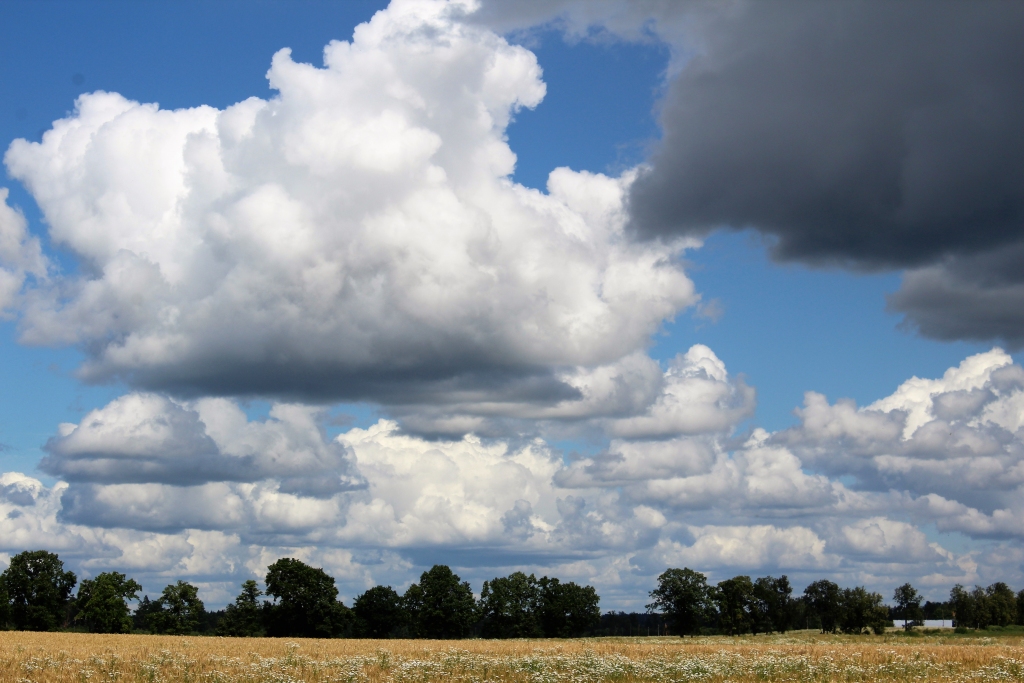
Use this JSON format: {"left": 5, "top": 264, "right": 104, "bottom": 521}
{"left": 2, "top": 630, "right": 1024, "bottom": 682}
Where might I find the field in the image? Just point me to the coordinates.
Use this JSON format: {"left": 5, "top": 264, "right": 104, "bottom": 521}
{"left": 3, "top": 631, "right": 1024, "bottom": 683}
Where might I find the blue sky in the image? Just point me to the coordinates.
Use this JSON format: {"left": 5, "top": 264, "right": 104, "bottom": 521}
{"left": 0, "top": 0, "right": 1021, "bottom": 609}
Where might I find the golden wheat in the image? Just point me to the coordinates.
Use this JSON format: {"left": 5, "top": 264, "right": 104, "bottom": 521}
{"left": 2, "top": 631, "right": 1023, "bottom": 682}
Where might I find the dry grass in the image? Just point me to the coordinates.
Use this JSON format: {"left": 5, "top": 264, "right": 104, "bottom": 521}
{"left": 2, "top": 630, "right": 1024, "bottom": 682}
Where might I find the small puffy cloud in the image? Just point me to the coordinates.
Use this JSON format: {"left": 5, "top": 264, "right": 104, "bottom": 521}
{"left": 605, "top": 344, "right": 754, "bottom": 439}
{"left": 5, "top": 0, "right": 695, "bottom": 408}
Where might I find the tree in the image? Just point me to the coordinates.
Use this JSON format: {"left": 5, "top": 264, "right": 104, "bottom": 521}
{"left": 715, "top": 576, "right": 754, "bottom": 635}
{"left": 0, "top": 578, "right": 10, "bottom": 629}
{"left": 804, "top": 580, "right": 842, "bottom": 634}
{"left": 923, "top": 600, "right": 953, "bottom": 621}
{"left": 353, "top": 585, "right": 408, "bottom": 639}
{"left": 479, "top": 572, "right": 542, "bottom": 639}
{"left": 148, "top": 581, "right": 205, "bottom": 635}
{"left": 1017, "top": 589, "right": 1024, "bottom": 626}
{"left": 216, "top": 580, "right": 265, "bottom": 637}
{"left": 647, "top": 567, "right": 713, "bottom": 637}
{"left": 0, "top": 550, "right": 76, "bottom": 631}
{"left": 408, "top": 565, "right": 477, "bottom": 639}
{"left": 264, "top": 558, "right": 352, "bottom": 638}
{"left": 969, "top": 585, "right": 991, "bottom": 629}
{"left": 950, "top": 584, "right": 974, "bottom": 629}
{"left": 892, "top": 583, "right": 923, "bottom": 631}
{"left": 986, "top": 582, "right": 1016, "bottom": 627}
{"left": 841, "top": 587, "right": 889, "bottom": 635}
{"left": 536, "top": 577, "right": 600, "bottom": 638}
{"left": 133, "top": 595, "right": 161, "bottom": 631}
{"left": 751, "top": 575, "right": 794, "bottom": 634}
{"left": 74, "top": 572, "right": 141, "bottom": 633}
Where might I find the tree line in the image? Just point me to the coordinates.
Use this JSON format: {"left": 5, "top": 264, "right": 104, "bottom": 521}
{"left": 0, "top": 550, "right": 600, "bottom": 638}
{"left": 647, "top": 567, "right": 1024, "bottom": 636}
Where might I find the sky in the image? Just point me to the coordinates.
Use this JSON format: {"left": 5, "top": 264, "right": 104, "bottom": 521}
{"left": 0, "top": 0, "right": 1022, "bottom": 611}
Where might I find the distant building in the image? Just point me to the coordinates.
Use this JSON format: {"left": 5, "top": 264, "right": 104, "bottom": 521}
{"left": 893, "top": 619, "right": 953, "bottom": 629}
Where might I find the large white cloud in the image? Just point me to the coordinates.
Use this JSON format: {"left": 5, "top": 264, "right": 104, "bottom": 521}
{"left": 4, "top": 0, "right": 695, "bottom": 408}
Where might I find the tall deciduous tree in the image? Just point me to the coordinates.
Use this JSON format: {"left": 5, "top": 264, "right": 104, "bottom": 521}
{"left": 0, "top": 550, "right": 76, "bottom": 631}
{"left": 751, "top": 575, "right": 794, "bottom": 634}
{"left": 647, "top": 568, "right": 713, "bottom": 637}
{"left": 804, "top": 580, "right": 842, "bottom": 634}
{"left": 479, "top": 571, "right": 542, "bottom": 639}
{"left": 353, "top": 585, "right": 408, "bottom": 639}
{"left": 715, "top": 576, "right": 754, "bottom": 635}
{"left": 407, "top": 565, "right": 477, "bottom": 639}
{"left": 216, "top": 580, "right": 265, "bottom": 637}
{"left": 841, "top": 587, "right": 889, "bottom": 635}
{"left": 148, "top": 581, "right": 206, "bottom": 635}
{"left": 893, "top": 583, "right": 923, "bottom": 631}
{"left": 264, "top": 558, "right": 352, "bottom": 638}
{"left": 536, "top": 577, "right": 600, "bottom": 638}
{"left": 74, "top": 572, "right": 141, "bottom": 633}
{"left": 986, "top": 582, "right": 1016, "bottom": 627}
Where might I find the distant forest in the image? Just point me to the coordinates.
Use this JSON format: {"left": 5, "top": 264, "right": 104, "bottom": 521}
{"left": 2, "top": 550, "right": 1023, "bottom": 637}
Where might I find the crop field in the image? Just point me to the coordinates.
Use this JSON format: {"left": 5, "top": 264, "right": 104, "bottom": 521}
{"left": 3, "top": 631, "right": 1024, "bottom": 683}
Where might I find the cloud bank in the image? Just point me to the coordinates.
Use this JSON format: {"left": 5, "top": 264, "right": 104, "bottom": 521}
{"left": 0, "top": 0, "right": 1022, "bottom": 608}
{"left": 3, "top": 348, "right": 1022, "bottom": 606}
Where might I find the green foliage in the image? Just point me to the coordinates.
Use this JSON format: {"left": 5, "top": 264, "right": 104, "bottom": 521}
{"left": 0, "top": 578, "right": 10, "bottom": 628}
{"left": 987, "top": 582, "right": 1016, "bottom": 627}
{"left": 893, "top": 583, "right": 923, "bottom": 631}
{"left": 647, "top": 567, "right": 713, "bottom": 637}
{"left": 479, "top": 572, "right": 542, "bottom": 639}
{"left": 804, "top": 579, "right": 842, "bottom": 634}
{"left": 840, "top": 586, "right": 890, "bottom": 635}
{"left": 217, "top": 580, "right": 265, "bottom": 637}
{"left": 148, "top": 581, "right": 205, "bottom": 635}
{"left": 407, "top": 565, "right": 477, "bottom": 639}
{"left": 537, "top": 577, "right": 600, "bottom": 637}
{"left": 949, "top": 582, "right": 1015, "bottom": 629}
{"left": 715, "top": 576, "right": 754, "bottom": 635}
{"left": 751, "top": 575, "right": 795, "bottom": 634}
{"left": 265, "top": 558, "right": 352, "bottom": 638}
{"left": 0, "top": 550, "right": 77, "bottom": 631}
{"left": 353, "top": 585, "right": 408, "bottom": 638}
{"left": 74, "top": 572, "right": 141, "bottom": 633}
{"left": 1017, "top": 589, "right": 1024, "bottom": 626}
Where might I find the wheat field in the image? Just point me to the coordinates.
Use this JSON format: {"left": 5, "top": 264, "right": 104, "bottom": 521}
{"left": 3, "top": 631, "right": 1024, "bottom": 682}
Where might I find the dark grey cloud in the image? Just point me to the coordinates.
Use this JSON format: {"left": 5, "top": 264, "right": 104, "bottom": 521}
{"left": 630, "top": 1, "right": 1024, "bottom": 264}
{"left": 624, "top": 0, "right": 1024, "bottom": 343}
{"left": 888, "top": 244, "right": 1024, "bottom": 347}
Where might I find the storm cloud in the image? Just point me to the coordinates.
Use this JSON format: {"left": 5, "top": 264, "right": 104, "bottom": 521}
{"left": 621, "top": 0, "right": 1024, "bottom": 344}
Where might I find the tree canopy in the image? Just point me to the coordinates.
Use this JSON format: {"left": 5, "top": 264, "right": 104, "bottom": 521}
{"left": 647, "top": 567, "right": 714, "bottom": 637}
{"left": 0, "top": 550, "right": 77, "bottom": 631}
{"left": 264, "top": 558, "right": 352, "bottom": 638}
{"left": 147, "top": 580, "right": 206, "bottom": 635}
{"left": 74, "top": 572, "right": 141, "bottom": 633}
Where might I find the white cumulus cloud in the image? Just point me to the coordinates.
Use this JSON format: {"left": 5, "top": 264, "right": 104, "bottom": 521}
{"left": 4, "top": 0, "right": 695, "bottom": 409}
